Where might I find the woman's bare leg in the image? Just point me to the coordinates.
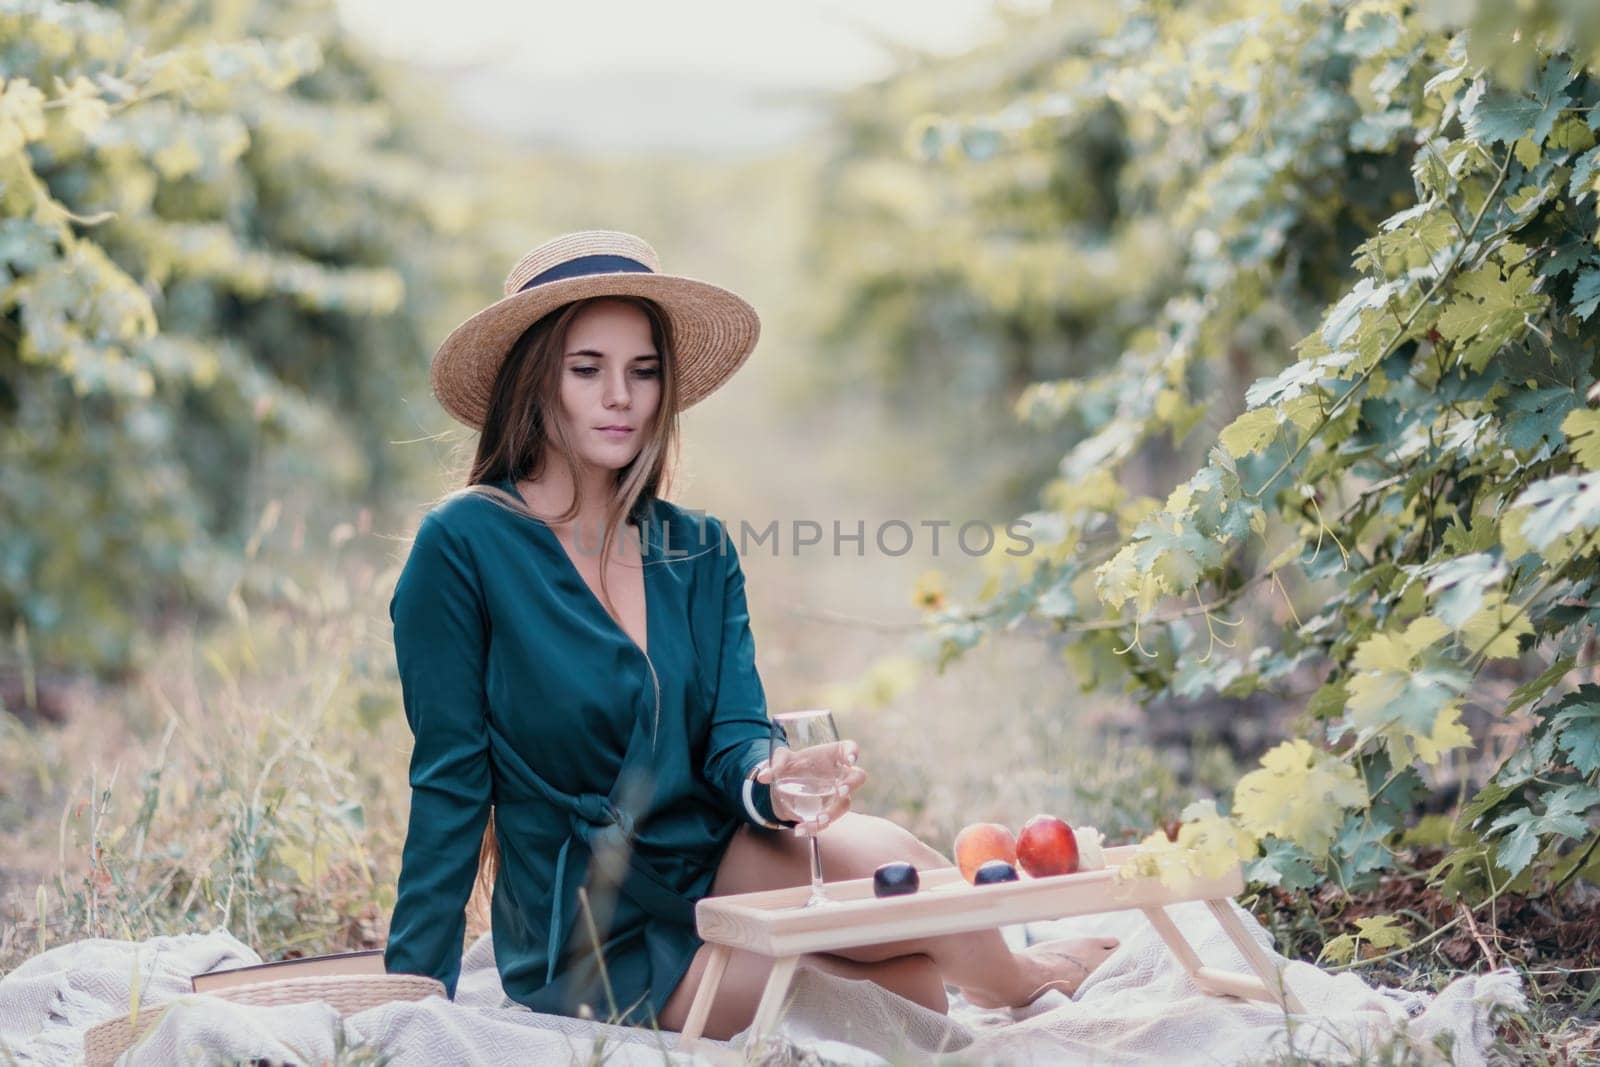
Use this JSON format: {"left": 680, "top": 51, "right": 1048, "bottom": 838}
{"left": 657, "top": 945, "right": 946, "bottom": 1041}
{"left": 665, "top": 812, "right": 1118, "bottom": 1022}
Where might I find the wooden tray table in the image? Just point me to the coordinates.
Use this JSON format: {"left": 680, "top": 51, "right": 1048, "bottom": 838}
{"left": 680, "top": 844, "right": 1303, "bottom": 1047}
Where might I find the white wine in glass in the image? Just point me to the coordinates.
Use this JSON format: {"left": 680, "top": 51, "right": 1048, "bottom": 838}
{"left": 769, "top": 709, "right": 848, "bottom": 907}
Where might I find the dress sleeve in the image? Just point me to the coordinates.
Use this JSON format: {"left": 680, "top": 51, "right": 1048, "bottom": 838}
{"left": 698, "top": 515, "right": 786, "bottom": 830}
{"left": 382, "top": 510, "right": 493, "bottom": 996}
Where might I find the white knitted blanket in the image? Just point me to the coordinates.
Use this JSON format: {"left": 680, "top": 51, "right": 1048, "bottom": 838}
{"left": 0, "top": 902, "right": 1523, "bottom": 1065}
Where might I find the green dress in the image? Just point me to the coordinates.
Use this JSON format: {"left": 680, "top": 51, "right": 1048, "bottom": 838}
{"left": 382, "top": 475, "right": 784, "bottom": 1025}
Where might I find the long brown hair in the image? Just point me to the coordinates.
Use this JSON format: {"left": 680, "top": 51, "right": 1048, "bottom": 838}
{"left": 457, "top": 294, "right": 682, "bottom": 933}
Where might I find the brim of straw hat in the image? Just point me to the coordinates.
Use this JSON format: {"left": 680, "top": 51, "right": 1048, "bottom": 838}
{"left": 430, "top": 271, "right": 761, "bottom": 431}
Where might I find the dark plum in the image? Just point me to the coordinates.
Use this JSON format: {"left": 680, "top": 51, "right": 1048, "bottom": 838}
{"left": 973, "top": 860, "right": 1019, "bottom": 885}
{"left": 873, "top": 861, "right": 920, "bottom": 897}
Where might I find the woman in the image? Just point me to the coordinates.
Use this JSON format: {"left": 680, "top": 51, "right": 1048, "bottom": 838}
{"left": 384, "top": 231, "right": 1118, "bottom": 1041}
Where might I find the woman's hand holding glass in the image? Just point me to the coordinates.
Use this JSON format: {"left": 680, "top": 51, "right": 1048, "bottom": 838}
{"left": 757, "top": 739, "right": 865, "bottom": 835}
{"left": 761, "top": 709, "right": 863, "bottom": 907}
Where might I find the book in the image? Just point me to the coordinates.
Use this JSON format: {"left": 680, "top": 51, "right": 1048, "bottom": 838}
{"left": 190, "top": 949, "right": 387, "bottom": 993}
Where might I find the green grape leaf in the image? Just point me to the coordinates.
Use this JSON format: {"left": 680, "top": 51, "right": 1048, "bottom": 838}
{"left": 1570, "top": 145, "right": 1600, "bottom": 201}
{"left": 1457, "top": 591, "right": 1533, "bottom": 660}
{"left": 1462, "top": 58, "right": 1575, "bottom": 145}
{"left": 1306, "top": 679, "right": 1350, "bottom": 721}
{"left": 1550, "top": 116, "right": 1596, "bottom": 153}
{"left": 1572, "top": 268, "right": 1600, "bottom": 320}
{"left": 1432, "top": 844, "right": 1493, "bottom": 900}
{"left": 1504, "top": 390, "right": 1583, "bottom": 454}
{"left": 1371, "top": 766, "right": 1427, "bottom": 833}
{"left": 1514, "top": 135, "right": 1542, "bottom": 171}
{"left": 1322, "top": 278, "right": 1399, "bottom": 349}
{"left": 1234, "top": 740, "right": 1368, "bottom": 853}
{"left": 1491, "top": 813, "right": 1543, "bottom": 876}
{"left": 1424, "top": 552, "right": 1506, "bottom": 627}
{"left": 1556, "top": 719, "right": 1600, "bottom": 775}
{"left": 1541, "top": 241, "right": 1596, "bottom": 280}
{"left": 1540, "top": 784, "right": 1600, "bottom": 831}
{"left": 1247, "top": 837, "right": 1320, "bottom": 890}
{"left": 1319, "top": 934, "right": 1359, "bottom": 965}
{"left": 1564, "top": 408, "right": 1600, "bottom": 470}
{"left": 1336, "top": 816, "right": 1394, "bottom": 876}
{"left": 1507, "top": 655, "right": 1577, "bottom": 712}
{"left": 1319, "top": 914, "right": 1412, "bottom": 964}
{"left": 1488, "top": 785, "right": 1600, "bottom": 875}
{"left": 1245, "top": 357, "right": 1327, "bottom": 408}
{"left": 1451, "top": 782, "right": 1510, "bottom": 834}
{"left": 1357, "top": 914, "right": 1412, "bottom": 948}
{"left": 1551, "top": 688, "right": 1600, "bottom": 774}
{"left": 1434, "top": 260, "right": 1546, "bottom": 372}
{"left": 1507, "top": 475, "right": 1600, "bottom": 551}
{"left": 1219, "top": 408, "right": 1282, "bottom": 458}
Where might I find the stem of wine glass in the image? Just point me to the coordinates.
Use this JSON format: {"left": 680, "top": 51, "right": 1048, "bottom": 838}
{"left": 806, "top": 832, "right": 828, "bottom": 907}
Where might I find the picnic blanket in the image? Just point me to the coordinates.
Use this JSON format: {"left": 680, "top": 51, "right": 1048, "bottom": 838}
{"left": 0, "top": 901, "right": 1523, "bottom": 1065}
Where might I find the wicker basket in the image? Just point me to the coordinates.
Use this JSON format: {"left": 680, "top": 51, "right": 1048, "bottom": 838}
{"left": 81, "top": 972, "right": 445, "bottom": 1066}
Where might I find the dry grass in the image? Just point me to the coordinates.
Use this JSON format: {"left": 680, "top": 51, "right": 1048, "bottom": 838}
{"left": 0, "top": 528, "right": 409, "bottom": 971}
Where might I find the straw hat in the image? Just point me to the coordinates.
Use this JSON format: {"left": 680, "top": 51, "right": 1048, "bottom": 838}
{"left": 430, "top": 230, "right": 761, "bottom": 430}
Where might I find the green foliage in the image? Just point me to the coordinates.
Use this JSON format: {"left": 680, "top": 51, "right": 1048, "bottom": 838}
{"left": 0, "top": 0, "right": 486, "bottom": 674}
{"left": 1318, "top": 914, "right": 1414, "bottom": 965}
{"left": 824, "top": 1, "right": 1600, "bottom": 907}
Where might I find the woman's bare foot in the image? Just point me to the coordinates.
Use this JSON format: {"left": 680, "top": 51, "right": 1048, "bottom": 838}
{"left": 960, "top": 936, "right": 1120, "bottom": 1009}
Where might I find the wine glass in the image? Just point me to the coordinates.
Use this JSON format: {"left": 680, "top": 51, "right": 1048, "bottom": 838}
{"left": 769, "top": 708, "right": 849, "bottom": 907}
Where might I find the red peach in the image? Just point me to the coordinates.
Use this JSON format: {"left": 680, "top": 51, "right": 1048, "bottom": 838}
{"left": 1016, "top": 814, "right": 1080, "bottom": 877}
{"left": 954, "top": 822, "right": 1018, "bottom": 883}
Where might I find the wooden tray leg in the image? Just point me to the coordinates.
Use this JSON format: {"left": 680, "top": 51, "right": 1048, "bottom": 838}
{"left": 1141, "top": 905, "right": 1204, "bottom": 979}
{"left": 748, "top": 954, "right": 799, "bottom": 1043}
{"left": 1204, "top": 898, "right": 1304, "bottom": 1014}
{"left": 678, "top": 943, "right": 731, "bottom": 1049}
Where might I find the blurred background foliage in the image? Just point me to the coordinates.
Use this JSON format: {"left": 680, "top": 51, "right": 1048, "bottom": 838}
{"left": 1, "top": 0, "right": 498, "bottom": 674}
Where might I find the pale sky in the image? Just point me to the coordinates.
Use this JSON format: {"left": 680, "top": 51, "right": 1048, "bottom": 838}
{"left": 335, "top": 0, "right": 1050, "bottom": 153}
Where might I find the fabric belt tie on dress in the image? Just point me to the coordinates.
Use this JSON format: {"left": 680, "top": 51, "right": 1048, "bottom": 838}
{"left": 543, "top": 792, "right": 695, "bottom": 984}
{"left": 486, "top": 713, "right": 694, "bottom": 984}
